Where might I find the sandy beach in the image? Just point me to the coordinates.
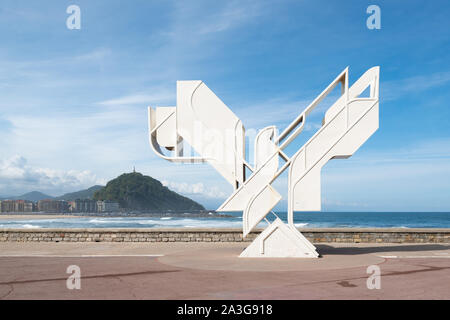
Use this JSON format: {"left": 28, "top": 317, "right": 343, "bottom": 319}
{"left": 0, "top": 215, "right": 92, "bottom": 220}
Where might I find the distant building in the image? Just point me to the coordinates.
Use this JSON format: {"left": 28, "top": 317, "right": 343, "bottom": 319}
{"left": 37, "top": 199, "right": 69, "bottom": 213}
{"left": 0, "top": 200, "right": 16, "bottom": 213}
{"left": 97, "top": 200, "right": 120, "bottom": 213}
{"left": 69, "top": 199, "right": 97, "bottom": 213}
{"left": 14, "top": 200, "right": 33, "bottom": 213}
{"left": 0, "top": 200, "right": 33, "bottom": 213}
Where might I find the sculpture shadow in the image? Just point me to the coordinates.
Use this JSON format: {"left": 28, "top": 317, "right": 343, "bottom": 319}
{"left": 316, "top": 244, "right": 450, "bottom": 256}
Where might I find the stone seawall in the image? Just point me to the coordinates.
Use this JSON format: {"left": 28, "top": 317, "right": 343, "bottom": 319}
{"left": 0, "top": 228, "right": 449, "bottom": 243}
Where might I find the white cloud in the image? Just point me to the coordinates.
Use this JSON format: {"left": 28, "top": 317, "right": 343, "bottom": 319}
{"left": 162, "top": 180, "right": 228, "bottom": 199}
{"left": 383, "top": 71, "right": 450, "bottom": 101}
{"left": 236, "top": 86, "right": 342, "bottom": 130}
{"left": 169, "top": 0, "right": 265, "bottom": 36}
{"left": 140, "top": 0, "right": 269, "bottom": 75}
{"left": 196, "top": 0, "right": 264, "bottom": 34}
{"left": 3, "top": 104, "right": 148, "bottom": 172}
{"left": 320, "top": 138, "right": 450, "bottom": 211}
{"left": 97, "top": 90, "right": 173, "bottom": 106}
{"left": 0, "top": 155, "right": 106, "bottom": 196}
{"left": 73, "top": 48, "right": 112, "bottom": 62}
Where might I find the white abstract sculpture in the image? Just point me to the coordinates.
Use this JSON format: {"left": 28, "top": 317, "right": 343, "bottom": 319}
{"left": 148, "top": 67, "right": 379, "bottom": 258}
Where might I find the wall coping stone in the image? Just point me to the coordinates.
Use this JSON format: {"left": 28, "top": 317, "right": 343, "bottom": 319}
{"left": 1, "top": 228, "right": 449, "bottom": 233}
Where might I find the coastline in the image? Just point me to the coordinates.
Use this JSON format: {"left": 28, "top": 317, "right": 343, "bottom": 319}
{"left": 0, "top": 211, "right": 230, "bottom": 220}
{"left": 1, "top": 211, "right": 449, "bottom": 229}
{"left": 0, "top": 214, "right": 93, "bottom": 220}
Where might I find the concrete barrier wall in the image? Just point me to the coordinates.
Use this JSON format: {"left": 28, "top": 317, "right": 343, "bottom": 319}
{"left": 0, "top": 228, "right": 449, "bottom": 243}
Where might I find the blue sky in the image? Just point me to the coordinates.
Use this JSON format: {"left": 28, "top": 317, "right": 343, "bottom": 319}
{"left": 0, "top": 0, "right": 449, "bottom": 211}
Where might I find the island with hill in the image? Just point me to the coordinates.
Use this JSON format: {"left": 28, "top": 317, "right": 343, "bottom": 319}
{"left": 0, "top": 172, "right": 229, "bottom": 217}
{"left": 93, "top": 172, "right": 205, "bottom": 212}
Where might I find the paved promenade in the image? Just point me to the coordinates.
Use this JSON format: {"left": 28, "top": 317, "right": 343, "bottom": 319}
{"left": 0, "top": 242, "right": 449, "bottom": 299}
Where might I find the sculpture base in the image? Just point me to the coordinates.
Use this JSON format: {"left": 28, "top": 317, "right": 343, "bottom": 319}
{"left": 239, "top": 218, "right": 319, "bottom": 258}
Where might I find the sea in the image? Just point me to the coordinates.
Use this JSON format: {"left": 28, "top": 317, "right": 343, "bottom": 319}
{"left": 0, "top": 211, "right": 449, "bottom": 229}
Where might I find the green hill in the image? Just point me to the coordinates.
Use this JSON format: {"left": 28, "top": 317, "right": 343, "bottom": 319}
{"left": 55, "top": 185, "right": 104, "bottom": 201}
{"left": 10, "top": 191, "right": 53, "bottom": 201}
{"left": 93, "top": 172, "right": 205, "bottom": 211}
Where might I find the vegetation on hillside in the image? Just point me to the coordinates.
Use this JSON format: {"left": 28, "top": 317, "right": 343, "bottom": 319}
{"left": 93, "top": 172, "right": 205, "bottom": 211}
{"left": 56, "top": 185, "right": 104, "bottom": 201}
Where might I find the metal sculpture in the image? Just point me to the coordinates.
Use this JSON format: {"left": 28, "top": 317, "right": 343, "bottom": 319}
{"left": 148, "top": 67, "right": 379, "bottom": 258}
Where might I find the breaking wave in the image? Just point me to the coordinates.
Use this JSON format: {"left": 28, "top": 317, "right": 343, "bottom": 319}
{"left": 0, "top": 212, "right": 448, "bottom": 229}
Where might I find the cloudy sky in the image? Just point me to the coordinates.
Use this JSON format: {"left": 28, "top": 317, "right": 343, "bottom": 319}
{"left": 0, "top": 0, "right": 449, "bottom": 211}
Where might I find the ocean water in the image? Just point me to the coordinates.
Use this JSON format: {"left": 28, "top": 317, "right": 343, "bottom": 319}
{"left": 0, "top": 211, "right": 449, "bottom": 229}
